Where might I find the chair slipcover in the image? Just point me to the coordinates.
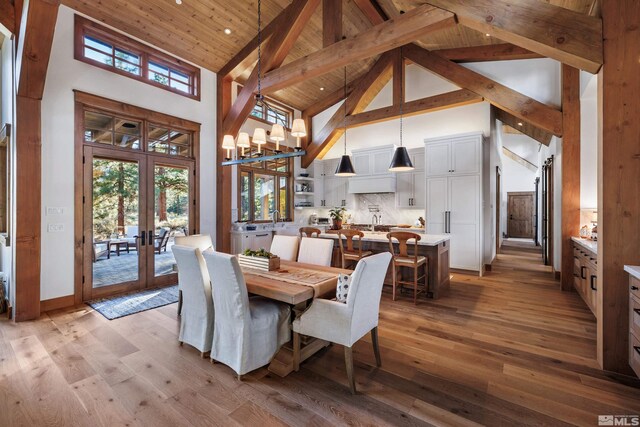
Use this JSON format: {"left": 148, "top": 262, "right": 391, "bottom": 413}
{"left": 203, "top": 250, "right": 291, "bottom": 375}
{"left": 175, "top": 234, "right": 214, "bottom": 252}
{"left": 297, "top": 237, "right": 334, "bottom": 266}
{"left": 293, "top": 252, "right": 391, "bottom": 347}
{"left": 270, "top": 235, "right": 300, "bottom": 261}
{"left": 172, "top": 245, "right": 213, "bottom": 353}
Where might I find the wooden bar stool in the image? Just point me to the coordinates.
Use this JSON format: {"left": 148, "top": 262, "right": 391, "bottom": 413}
{"left": 299, "top": 227, "right": 322, "bottom": 238}
{"left": 337, "top": 229, "right": 372, "bottom": 269}
{"left": 387, "top": 232, "right": 427, "bottom": 304}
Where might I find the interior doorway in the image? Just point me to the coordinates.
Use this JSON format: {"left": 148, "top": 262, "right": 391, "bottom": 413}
{"left": 75, "top": 92, "right": 199, "bottom": 301}
{"left": 507, "top": 192, "right": 535, "bottom": 239}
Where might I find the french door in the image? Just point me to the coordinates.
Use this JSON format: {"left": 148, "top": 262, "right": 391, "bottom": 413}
{"left": 82, "top": 146, "right": 195, "bottom": 300}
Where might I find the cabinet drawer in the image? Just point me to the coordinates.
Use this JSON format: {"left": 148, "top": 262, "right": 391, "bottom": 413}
{"left": 631, "top": 277, "right": 640, "bottom": 301}
{"left": 630, "top": 294, "right": 640, "bottom": 339}
{"left": 630, "top": 331, "right": 640, "bottom": 378}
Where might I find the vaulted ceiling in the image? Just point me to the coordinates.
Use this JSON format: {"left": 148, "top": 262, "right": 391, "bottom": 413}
{"left": 62, "top": 0, "right": 597, "bottom": 111}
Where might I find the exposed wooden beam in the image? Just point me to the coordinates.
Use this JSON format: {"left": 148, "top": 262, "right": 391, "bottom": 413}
{"left": 561, "top": 65, "right": 581, "bottom": 293}
{"left": 495, "top": 108, "right": 553, "bottom": 146}
{"left": 405, "top": 44, "right": 563, "bottom": 136}
{"left": 392, "top": 48, "right": 404, "bottom": 106}
{"left": 502, "top": 147, "right": 537, "bottom": 172}
{"left": 597, "top": 0, "right": 639, "bottom": 374}
{"left": 14, "top": 0, "right": 60, "bottom": 322}
{"left": 347, "top": 89, "right": 482, "bottom": 128}
{"left": 222, "top": 0, "right": 320, "bottom": 137}
{"left": 353, "top": 0, "right": 387, "bottom": 25}
{"left": 260, "top": 5, "right": 456, "bottom": 94}
{"left": 426, "top": 0, "right": 603, "bottom": 73}
{"left": 218, "top": 4, "right": 290, "bottom": 80}
{"left": 16, "top": 0, "right": 60, "bottom": 100}
{"left": 435, "top": 43, "right": 543, "bottom": 63}
{"left": 302, "top": 52, "right": 394, "bottom": 168}
{"left": 216, "top": 76, "right": 233, "bottom": 253}
{"left": 322, "top": 0, "right": 342, "bottom": 48}
{"left": 0, "top": 0, "right": 15, "bottom": 34}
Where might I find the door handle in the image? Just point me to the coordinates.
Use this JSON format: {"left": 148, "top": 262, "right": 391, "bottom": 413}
{"left": 510, "top": 214, "right": 514, "bottom": 220}
{"left": 140, "top": 230, "right": 146, "bottom": 246}
{"left": 149, "top": 230, "right": 154, "bottom": 246}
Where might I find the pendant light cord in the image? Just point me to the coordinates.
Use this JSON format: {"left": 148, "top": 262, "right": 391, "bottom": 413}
{"left": 399, "top": 46, "right": 403, "bottom": 147}
{"left": 343, "top": 66, "right": 347, "bottom": 155}
{"left": 257, "top": 0, "right": 262, "bottom": 100}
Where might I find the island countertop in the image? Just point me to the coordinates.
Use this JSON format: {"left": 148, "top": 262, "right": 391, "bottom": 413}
{"left": 624, "top": 265, "right": 640, "bottom": 281}
{"left": 320, "top": 231, "right": 450, "bottom": 246}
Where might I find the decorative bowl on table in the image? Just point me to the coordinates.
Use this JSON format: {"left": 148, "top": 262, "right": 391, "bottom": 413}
{"left": 237, "top": 249, "right": 280, "bottom": 271}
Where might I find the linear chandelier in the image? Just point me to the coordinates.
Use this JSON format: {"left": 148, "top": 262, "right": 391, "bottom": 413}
{"left": 220, "top": 0, "right": 307, "bottom": 167}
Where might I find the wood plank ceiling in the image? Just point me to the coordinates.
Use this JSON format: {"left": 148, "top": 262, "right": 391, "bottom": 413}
{"left": 62, "top": 0, "right": 597, "bottom": 111}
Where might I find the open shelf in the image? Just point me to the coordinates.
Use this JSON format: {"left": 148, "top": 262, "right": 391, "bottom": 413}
{"left": 295, "top": 192, "right": 314, "bottom": 196}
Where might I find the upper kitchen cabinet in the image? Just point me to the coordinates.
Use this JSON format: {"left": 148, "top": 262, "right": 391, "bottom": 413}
{"left": 396, "top": 148, "right": 425, "bottom": 209}
{"left": 426, "top": 134, "right": 481, "bottom": 177}
{"left": 311, "top": 158, "right": 352, "bottom": 208}
{"left": 352, "top": 145, "right": 394, "bottom": 176}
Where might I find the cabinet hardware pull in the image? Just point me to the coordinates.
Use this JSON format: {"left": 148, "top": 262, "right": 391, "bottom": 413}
{"left": 580, "top": 266, "right": 587, "bottom": 280}
{"left": 634, "top": 309, "right": 640, "bottom": 315}
{"left": 256, "top": 234, "right": 269, "bottom": 237}
{"left": 635, "top": 346, "right": 640, "bottom": 356}
{"left": 590, "top": 275, "right": 597, "bottom": 291}
{"left": 632, "top": 286, "right": 639, "bottom": 291}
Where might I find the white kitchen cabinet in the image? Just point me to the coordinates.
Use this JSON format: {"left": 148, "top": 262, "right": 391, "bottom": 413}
{"left": 395, "top": 171, "right": 425, "bottom": 209}
{"left": 425, "top": 133, "right": 484, "bottom": 273}
{"left": 230, "top": 232, "right": 273, "bottom": 254}
{"left": 311, "top": 159, "right": 351, "bottom": 208}
{"left": 425, "top": 135, "right": 481, "bottom": 176}
{"left": 351, "top": 145, "right": 394, "bottom": 176}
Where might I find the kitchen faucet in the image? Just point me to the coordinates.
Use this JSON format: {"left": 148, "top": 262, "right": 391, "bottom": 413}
{"left": 271, "top": 209, "right": 281, "bottom": 225}
{"left": 371, "top": 214, "right": 379, "bottom": 231}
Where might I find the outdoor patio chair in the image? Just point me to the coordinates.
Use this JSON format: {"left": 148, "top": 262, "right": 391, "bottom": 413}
{"left": 92, "top": 239, "right": 110, "bottom": 262}
{"left": 154, "top": 228, "right": 171, "bottom": 254}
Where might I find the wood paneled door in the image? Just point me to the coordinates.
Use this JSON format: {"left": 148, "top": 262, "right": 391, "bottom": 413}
{"left": 507, "top": 192, "right": 535, "bottom": 239}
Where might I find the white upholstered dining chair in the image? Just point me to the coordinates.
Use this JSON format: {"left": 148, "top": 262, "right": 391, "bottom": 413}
{"left": 202, "top": 250, "right": 291, "bottom": 379}
{"left": 297, "top": 237, "right": 334, "bottom": 266}
{"left": 292, "top": 252, "right": 392, "bottom": 394}
{"left": 270, "top": 235, "right": 300, "bottom": 261}
{"left": 174, "top": 234, "right": 214, "bottom": 316}
{"left": 171, "top": 245, "right": 213, "bottom": 356}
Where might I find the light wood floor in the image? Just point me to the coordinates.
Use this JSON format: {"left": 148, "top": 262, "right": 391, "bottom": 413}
{"left": 2, "top": 241, "right": 640, "bottom": 426}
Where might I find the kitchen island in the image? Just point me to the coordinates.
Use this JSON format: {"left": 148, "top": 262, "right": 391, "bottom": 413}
{"left": 319, "top": 231, "right": 451, "bottom": 299}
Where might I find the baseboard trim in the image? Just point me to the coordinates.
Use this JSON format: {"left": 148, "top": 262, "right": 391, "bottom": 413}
{"left": 41, "top": 295, "right": 76, "bottom": 313}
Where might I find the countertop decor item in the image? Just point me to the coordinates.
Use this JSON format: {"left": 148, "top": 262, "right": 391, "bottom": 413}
{"left": 329, "top": 207, "right": 347, "bottom": 230}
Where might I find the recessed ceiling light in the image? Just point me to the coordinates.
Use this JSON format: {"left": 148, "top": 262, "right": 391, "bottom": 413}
{"left": 485, "top": 33, "right": 491, "bottom": 37}
{"left": 176, "top": 0, "right": 182, "bottom": 4}
{"left": 224, "top": 28, "right": 232, "bottom": 35}
{"left": 319, "top": 87, "right": 325, "bottom": 91}
{"left": 517, "top": 122, "right": 523, "bottom": 126}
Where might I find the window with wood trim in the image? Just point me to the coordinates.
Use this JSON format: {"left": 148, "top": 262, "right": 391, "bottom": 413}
{"left": 75, "top": 15, "right": 200, "bottom": 100}
{"left": 238, "top": 148, "right": 292, "bottom": 223}
{"left": 237, "top": 86, "right": 293, "bottom": 128}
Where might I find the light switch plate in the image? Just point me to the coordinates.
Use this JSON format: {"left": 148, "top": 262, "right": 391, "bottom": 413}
{"left": 47, "top": 224, "right": 64, "bottom": 232}
{"left": 46, "top": 207, "right": 64, "bottom": 216}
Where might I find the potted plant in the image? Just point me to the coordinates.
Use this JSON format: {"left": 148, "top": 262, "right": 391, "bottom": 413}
{"left": 329, "top": 207, "right": 346, "bottom": 230}
{"left": 238, "top": 248, "right": 280, "bottom": 271}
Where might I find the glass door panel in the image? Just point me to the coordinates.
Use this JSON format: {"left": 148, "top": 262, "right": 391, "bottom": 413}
{"left": 148, "top": 158, "right": 194, "bottom": 286}
{"left": 84, "top": 147, "right": 147, "bottom": 299}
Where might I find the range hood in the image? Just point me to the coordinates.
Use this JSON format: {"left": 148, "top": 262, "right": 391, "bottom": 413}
{"left": 348, "top": 175, "right": 396, "bottom": 194}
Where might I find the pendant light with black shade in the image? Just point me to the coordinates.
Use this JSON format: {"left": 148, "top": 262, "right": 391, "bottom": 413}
{"left": 335, "top": 67, "right": 356, "bottom": 176}
{"left": 389, "top": 47, "right": 414, "bottom": 172}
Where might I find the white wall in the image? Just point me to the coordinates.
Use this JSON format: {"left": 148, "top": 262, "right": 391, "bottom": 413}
{"left": 40, "top": 6, "right": 217, "bottom": 301}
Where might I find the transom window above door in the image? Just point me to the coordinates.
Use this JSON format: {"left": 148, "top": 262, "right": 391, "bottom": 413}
{"left": 83, "top": 110, "right": 194, "bottom": 159}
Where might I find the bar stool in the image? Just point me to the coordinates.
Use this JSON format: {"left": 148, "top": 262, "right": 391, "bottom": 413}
{"left": 387, "top": 232, "right": 427, "bottom": 304}
{"left": 337, "top": 229, "right": 372, "bottom": 269}
{"left": 299, "top": 227, "right": 322, "bottom": 238}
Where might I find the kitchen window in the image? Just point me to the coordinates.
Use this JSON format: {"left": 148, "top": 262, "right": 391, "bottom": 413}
{"left": 75, "top": 15, "right": 200, "bottom": 100}
{"left": 238, "top": 148, "right": 292, "bottom": 223}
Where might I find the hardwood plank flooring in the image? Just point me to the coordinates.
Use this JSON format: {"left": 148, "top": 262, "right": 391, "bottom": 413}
{"left": 1, "top": 240, "right": 639, "bottom": 426}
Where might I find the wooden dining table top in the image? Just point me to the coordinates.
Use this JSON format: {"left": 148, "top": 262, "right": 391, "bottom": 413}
{"left": 242, "top": 260, "right": 351, "bottom": 305}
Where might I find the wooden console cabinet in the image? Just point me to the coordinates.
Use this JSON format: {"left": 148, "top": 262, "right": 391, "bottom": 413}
{"left": 626, "top": 267, "right": 640, "bottom": 377}
{"left": 572, "top": 239, "right": 598, "bottom": 316}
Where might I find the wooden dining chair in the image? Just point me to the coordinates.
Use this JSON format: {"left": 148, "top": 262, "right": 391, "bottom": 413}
{"left": 337, "top": 229, "right": 372, "bottom": 269}
{"left": 299, "top": 227, "right": 322, "bottom": 238}
{"left": 387, "top": 232, "right": 428, "bottom": 304}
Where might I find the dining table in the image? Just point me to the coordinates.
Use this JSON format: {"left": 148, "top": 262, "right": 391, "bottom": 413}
{"left": 240, "top": 259, "right": 351, "bottom": 377}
